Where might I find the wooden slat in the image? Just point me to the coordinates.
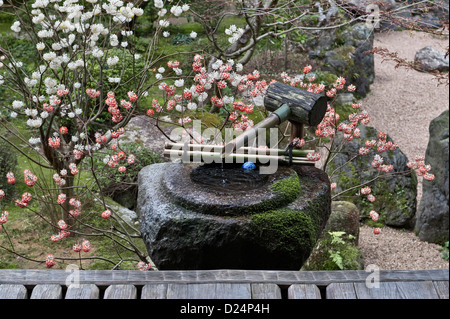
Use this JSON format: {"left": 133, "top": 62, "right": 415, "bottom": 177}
{"left": 394, "top": 281, "right": 440, "bottom": 299}
{"left": 166, "top": 283, "right": 252, "bottom": 299}
{"left": 354, "top": 282, "right": 401, "bottom": 299}
{"left": 288, "top": 284, "right": 321, "bottom": 299}
{"left": 348, "top": 281, "right": 441, "bottom": 299}
{"left": 141, "top": 284, "right": 168, "bottom": 299}
{"left": 65, "top": 284, "right": 99, "bottom": 299}
{"left": 0, "top": 284, "right": 27, "bottom": 299}
{"left": 30, "top": 284, "right": 62, "bottom": 299}
{"left": 326, "top": 283, "right": 357, "bottom": 299}
{"left": 0, "top": 269, "right": 447, "bottom": 286}
{"left": 104, "top": 284, "right": 137, "bottom": 299}
{"left": 251, "top": 283, "right": 281, "bottom": 299}
{"left": 433, "top": 281, "right": 449, "bottom": 299}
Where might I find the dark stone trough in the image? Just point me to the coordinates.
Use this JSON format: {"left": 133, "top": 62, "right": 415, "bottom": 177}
{"left": 137, "top": 162, "right": 331, "bottom": 270}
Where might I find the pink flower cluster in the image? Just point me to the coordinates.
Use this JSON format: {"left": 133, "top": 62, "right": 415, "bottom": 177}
{"left": 15, "top": 192, "right": 32, "bottom": 208}
{"left": 0, "top": 211, "right": 9, "bottom": 231}
{"left": 407, "top": 155, "right": 435, "bottom": 181}
{"left": 360, "top": 186, "right": 376, "bottom": 203}
{"left": 137, "top": 261, "right": 152, "bottom": 271}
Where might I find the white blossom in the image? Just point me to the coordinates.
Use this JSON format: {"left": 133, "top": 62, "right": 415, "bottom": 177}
{"left": 107, "top": 56, "right": 119, "bottom": 66}
{"left": 11, "top": 21, "right": 21, "bottom": 33}
{"left": 159, "top": 19, "right": 170, "bottom": 27}
{"left": 12, "top": 101, "right": 24, "bottom": 109}
{"left": 170, "top": 5, "right": 183, "bottom": 17}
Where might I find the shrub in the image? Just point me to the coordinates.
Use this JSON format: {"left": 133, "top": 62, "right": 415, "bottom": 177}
{"left": 94, "top": 142, "right": 164, "bottom": 210}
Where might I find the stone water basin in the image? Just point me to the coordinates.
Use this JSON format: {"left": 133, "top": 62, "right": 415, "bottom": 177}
{"left": 137, "top": 162, "right": 331, "bottom": 270}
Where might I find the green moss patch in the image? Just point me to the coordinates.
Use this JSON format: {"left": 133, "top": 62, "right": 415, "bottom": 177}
{"left": 250, "top": 208, "right": 317, "bottom": 255}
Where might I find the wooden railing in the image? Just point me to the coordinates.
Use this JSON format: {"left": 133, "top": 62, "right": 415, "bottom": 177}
{"left": 0, "top": 269, "right": 448, "bottom": 299}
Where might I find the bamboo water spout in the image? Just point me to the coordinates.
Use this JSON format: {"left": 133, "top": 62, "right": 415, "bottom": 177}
{"left": 223, "top": 82, "right": 327, "bottom": 158}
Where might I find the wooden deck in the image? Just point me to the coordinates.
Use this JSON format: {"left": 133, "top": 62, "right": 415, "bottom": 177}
{"left": 0, "top": 269, "right": 447, "bottom": 299}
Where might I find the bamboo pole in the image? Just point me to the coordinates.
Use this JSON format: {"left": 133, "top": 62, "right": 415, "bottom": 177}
{"left": 163, "top": 149, "right": 315, "bottom": 165}
{"left": 164, "top": 142, "right": 313, "bottom": 157}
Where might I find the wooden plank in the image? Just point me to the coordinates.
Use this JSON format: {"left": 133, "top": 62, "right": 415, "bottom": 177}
{"left": 0, "top": 269, "right": 447, "bottom": 286}
{"left": 0, "top": 284, "right": 27, "bottom": 299}
{"left": 354, "top": 282, "right": 401, "bottom": 299}
{"left": 326, "top": 283, "right": 357, "bottom": 299}
{"left": 65, "top": 284, "right": 100, "bottom": 299}
{"left": 395, "top": 281, "right": 440, "bottom": 299}
{"left": 30, "top": 284, "right": 62, "bottom": 299}
{"left": 166, "top": 283, "right": 252, "bottom": 299}
{"left": 251, "top": 283, "right": 281, "bottom": 299}
{"left": 104, "top": 284, "right": 137, "bottom": 299}
{"left": 141, "top": 284, "right": 168, "bottom": 299}
{"left": 433, "top": 281, "right": 449, "bottom": 299}
{"left": 288, "top": 284, "right": 321, "bottom": 299}
{"left": 354, "top": 281, "right": 440, "bottom": 299}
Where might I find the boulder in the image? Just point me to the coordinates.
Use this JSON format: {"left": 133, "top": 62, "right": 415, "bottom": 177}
{"left": 415, "top": 110, "right": 449, "bottom": 245}
{"left": 325, "top": 201, "right": 361, "bottom": 243}
{"left": 322, "top": 23, "right": 375, "bottom": 98}
{"left": 328, "top": 125, "right": 418, "bottom": 228}
{"left": 137, "top": 162, "right": 331, "bottom": 270}
{"left": 414, "top": 46, "right": 449, "bottom": 73}
{"left": 302, "top": 201, "right": 364, "bottom": 271}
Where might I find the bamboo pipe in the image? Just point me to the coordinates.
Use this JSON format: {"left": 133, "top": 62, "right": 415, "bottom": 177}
{"left": 164, "top": 142, "right": 313, "bottom": 157}
{"left": 163, "top": 149, "right": 314, "bottom": 165}
{"left": 222, "top": 104, "right": 292, "bottom": 158}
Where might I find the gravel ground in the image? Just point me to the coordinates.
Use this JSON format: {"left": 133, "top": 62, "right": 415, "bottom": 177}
{"left": 359, "top": 225, "right": 448, "bottom": 270}
{"left": 357, "top": 30, "right": 449, "bottom": 270}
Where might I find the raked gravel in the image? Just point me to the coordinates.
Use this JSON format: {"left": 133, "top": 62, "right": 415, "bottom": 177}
{"left": 357, "top": 30, "right": 449, "bottom": 270}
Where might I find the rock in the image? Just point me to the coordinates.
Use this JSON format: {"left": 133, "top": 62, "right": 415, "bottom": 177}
{"left": 302, "top": 201, "right": 364, "bottom": 270}
{"left": 346, "top": 0, "right": 449, "bottom": 30}
{"left": 328, "top": 125, "right": 418, "bottom": 228}
{"left": 335, "top": 93, "right": 355, "bottom": 106}
{"left": 322, "top": 23, "right": 374, "bottom": 98}
{"left": 415, "top": 110, "right": 449, "bottom": 245}
{"left": 122, "top": 115, "right": 173, "bottom": 156}
{"left": 414, "top": 46, "right": 449, "bottom": 73}
{"left": 306, "top": 28, "right": 338, "bottom": 58}
{"left": 346, "top": 0, "right": 397, "bottom": 11}
{"left": 137, "top": 162, "right": 331, "bottom": 270}
{"left": 325, "top": 201, "right": 361, "bottom": 243}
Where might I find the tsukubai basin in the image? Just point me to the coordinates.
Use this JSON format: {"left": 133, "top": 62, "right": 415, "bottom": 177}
{"left": 137, "top": 162, "right": 331, "bottom": 270}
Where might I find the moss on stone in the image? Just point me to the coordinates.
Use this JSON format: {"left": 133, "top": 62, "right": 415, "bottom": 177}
{"left": 270, "top": 171, "right": 301, "bottom": 203}
{"left": 249, "top": 208, "right": 317, "bottom": 255}
{"left": 302, "top": 232, "right": 364, "bottom": 271}
{"left": 326, "top": 131, "right": 418, "bottom": 228}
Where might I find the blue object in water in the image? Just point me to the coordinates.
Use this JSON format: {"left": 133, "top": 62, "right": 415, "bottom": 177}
{"left": 242, "top": 161, "right": 256, "bottom": 171}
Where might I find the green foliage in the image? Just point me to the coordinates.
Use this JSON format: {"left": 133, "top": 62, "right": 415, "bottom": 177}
{"left": 304, "top": 231, "right": 362, "bottom": 271}
{"left": 170, "top": 33, "right": 195, "bottom": 46}
{"left": 328, "top": 249, "right": 344, "bottom": 269}
{"left": 0, "top": 261, "right": 20, "bottom": 269}
{"left": 326, "top": 231, "right": 359, "bottom": 270}
{"left": 0, "top": 34, "right": 39, "bottom": 67}
{"left": 93, "top": 142, "right": 164, "bottom": 209}
{"left": 439, "top": 241, "right": 449, "bottom": 261}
